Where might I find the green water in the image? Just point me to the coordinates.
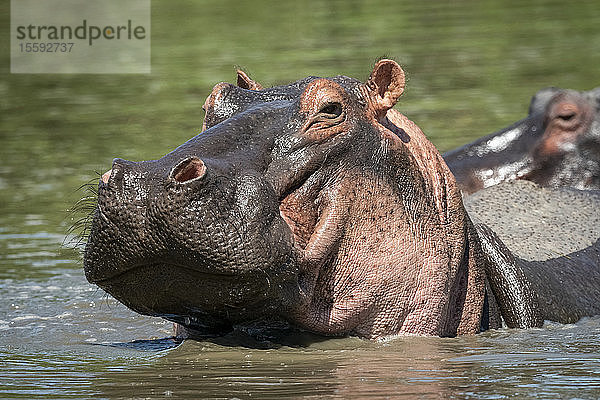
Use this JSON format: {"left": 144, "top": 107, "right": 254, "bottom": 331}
{"left": 1, "top": 0, "right": 600, "bottom": 398}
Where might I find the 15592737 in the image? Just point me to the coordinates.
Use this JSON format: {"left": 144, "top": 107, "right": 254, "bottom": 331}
{"left": 18, "top": 42, "right": 74, "bottom": 52}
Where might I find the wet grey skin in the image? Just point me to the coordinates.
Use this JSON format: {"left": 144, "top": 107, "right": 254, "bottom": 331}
{"left": 83, "top": 61, "right": 600, "bottom": 340}
{"left": 467, "top": 181, "right": 600, "bottom": 325}
{"left": 444, "top": 87, "right": 600, "bottom": 195}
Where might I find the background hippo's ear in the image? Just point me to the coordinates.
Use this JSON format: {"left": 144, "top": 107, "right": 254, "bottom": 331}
{"left": 236, "top": 69, "right": 263, "bottom": 90}
{"left": 366, "top": 59, "right": 405, "bottom": 112}
{"left": 528, "top": 87, "right": 560, "bottom": 115}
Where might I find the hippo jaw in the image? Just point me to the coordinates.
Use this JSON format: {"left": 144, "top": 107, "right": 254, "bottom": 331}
{"left": 90, "top": 262, "right": 270, "bottom": 334}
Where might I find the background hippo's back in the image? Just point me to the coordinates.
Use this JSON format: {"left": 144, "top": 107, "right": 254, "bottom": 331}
{"left": 465, "top": 180, "right": 600, "bottom": 322}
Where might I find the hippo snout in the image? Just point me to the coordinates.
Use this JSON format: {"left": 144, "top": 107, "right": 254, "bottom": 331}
{"left": 100, "top": 158, "right": 145, "bottom": 187}
{"left": 101, "top": 169, "right": 111, "bottom": 184}
{"left": 84, "top": 158, "right": 157, "bottom": 284}
{"left": 86, "top": 155, "right": 212, "bottom": 285}
{"left": 83, "top": 147, "right": 299, "bottom": 327}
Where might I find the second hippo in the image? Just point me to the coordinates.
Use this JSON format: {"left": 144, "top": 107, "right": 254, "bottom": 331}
{"left": 444, "top": 87, "right": 600, "bottom": 194}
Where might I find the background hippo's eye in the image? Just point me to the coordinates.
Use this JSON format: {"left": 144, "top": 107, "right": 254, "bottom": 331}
{"left": 557, "top": 111, "right": 576, "bottom": 121}
{"left": 319, "top": 102, "right": 343, "bottom": 118}
{"left": 552, "top": 102, "right": 579, "bottom": 124}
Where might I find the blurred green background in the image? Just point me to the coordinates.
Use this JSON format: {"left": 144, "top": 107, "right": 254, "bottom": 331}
{"left": 1, "top": 0, "right": 599, "bottom": 268}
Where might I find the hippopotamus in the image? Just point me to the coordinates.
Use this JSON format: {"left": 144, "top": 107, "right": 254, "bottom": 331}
{"left": 83, "top": 60, "right": 600, "bottom": 340}
{"left": 444, "top": 87, "right": 600, "bottom": 194}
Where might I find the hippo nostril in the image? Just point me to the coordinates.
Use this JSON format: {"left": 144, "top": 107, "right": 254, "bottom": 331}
{"left": 171, "top": 157, "right": 207, "bottom": 183}
{"left": 104, "top": 158, "right": 129, "bottom": 185}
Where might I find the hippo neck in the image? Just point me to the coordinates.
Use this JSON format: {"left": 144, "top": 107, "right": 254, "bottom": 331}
{"left": 387, "top": 109, "right": 459, "bottom": 227}
{"left": 284, "top": 110, "right": 488, "bottom": 339}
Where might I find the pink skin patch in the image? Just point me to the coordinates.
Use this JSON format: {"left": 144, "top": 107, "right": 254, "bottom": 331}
{"left": 101, "top": 170, "right": 112, "bottom": 184}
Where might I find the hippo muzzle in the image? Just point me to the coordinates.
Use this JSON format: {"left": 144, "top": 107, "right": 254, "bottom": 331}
{"left": 84, "top": 140, "right": 298, "bottom": 330}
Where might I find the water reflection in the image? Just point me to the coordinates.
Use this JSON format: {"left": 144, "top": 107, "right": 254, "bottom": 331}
{"left": 89, "top": 323, "right": 600, "bottom": 399}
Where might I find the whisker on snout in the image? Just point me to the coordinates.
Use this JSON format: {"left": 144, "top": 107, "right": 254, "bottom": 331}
{"left": 64, "top": 175, "right": 100, "bottom": 250}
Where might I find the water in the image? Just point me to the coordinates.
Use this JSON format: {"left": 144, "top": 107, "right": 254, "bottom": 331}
{"left": 1, "top": 0, "right": 600, "bottom": 398}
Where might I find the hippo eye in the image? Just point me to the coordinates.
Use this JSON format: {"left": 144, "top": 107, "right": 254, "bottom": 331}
{"left": 304, "top": 101, "right": 345, "bottom": 133}
{"left": 552, "top": 102, "right": 580, "bottom": 124}
{"left": 319, "top": 102, "right": 343, "bottom": 118}
{"left": 557, "top": 111, "right": 576, "bottom": 121}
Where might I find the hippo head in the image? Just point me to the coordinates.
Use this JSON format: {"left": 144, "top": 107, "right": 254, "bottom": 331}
{"left": 444, "top": 87, "right": 600, "bottom": 194}
{"left": 84, "top": 60, "right": 487, "bottom": 339}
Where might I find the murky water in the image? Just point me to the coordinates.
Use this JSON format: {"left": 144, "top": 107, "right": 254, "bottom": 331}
{"left": 2, "top": 0, "right": 600, "bottom": 398}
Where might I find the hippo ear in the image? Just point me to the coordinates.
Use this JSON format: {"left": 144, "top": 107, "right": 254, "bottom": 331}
{"left": 528, "top": 87, "right": 560, "bottom": 116}
{"left": 236, "top": 69, "right": 263, "bottom": 91}
{"left": 366, "top": 59, "right": 405, "bottom": 112}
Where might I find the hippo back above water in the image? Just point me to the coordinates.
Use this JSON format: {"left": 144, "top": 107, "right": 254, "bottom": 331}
{"left": 83, "top": 61, "right": 600, "bottom": 340}
{"left": 465, "top": 181, "right": 600, "bottom": 324}
{"left": 444, "top": 87, "right": 600, "bottom": 194}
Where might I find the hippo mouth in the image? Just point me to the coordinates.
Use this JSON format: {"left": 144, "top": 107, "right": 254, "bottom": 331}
{"left": 87, "top": 261, "right": 236, "bottom": 285}
{"left": 88, "top": 259, "right": 280, "bottom": 327}
{"left": 105, "top": 263, "right": 237, "bottom": 335}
